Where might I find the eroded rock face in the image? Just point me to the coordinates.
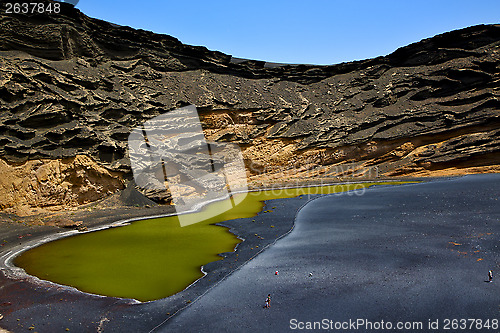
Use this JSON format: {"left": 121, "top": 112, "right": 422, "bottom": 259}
{"left": 0, "top": 3, "right": 499, "bottom": 212}
{"left": 0, "top": 155, "right": 123, "bottom": 216}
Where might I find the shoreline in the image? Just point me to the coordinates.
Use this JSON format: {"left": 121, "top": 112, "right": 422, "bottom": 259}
{"left": 160, "top": 173, "right": 500, "bottom": 332}
{"left": 0, "top": 176, "right": 456, "bottom": 331}
{"left": 0, "top": 177, "right": 425, "bottom": 284}
{"left": 0, "top": 180, "right": 416, "bottom": 296}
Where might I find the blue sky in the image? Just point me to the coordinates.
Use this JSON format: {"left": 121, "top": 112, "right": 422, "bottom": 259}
{"left": 76, "top": 1, "right": 499, "bottom": 65}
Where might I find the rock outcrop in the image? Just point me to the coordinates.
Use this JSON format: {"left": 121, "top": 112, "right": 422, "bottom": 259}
{"left": 0, "top": 155, "right": 123, "bottom": 216}
{"left": 0, "top": 1, "right": 499, "bottom": 214}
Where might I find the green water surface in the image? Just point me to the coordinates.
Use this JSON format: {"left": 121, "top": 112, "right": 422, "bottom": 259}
{"left": 14, "top": 182, "right": 407, "bottom": 301}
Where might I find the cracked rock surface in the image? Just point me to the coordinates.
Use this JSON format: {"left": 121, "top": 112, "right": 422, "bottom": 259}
{"left": 0, "top": 3, "right": 499, "bottom": 213}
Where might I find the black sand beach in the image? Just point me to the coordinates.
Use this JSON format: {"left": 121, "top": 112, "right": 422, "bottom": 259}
{"left": 0, "top": 182, "right": 329, "bottom": 332}
{"left": 0, "top": 175, "right": 499, "bottom": 332}
{"left": 161, "top": 174, "right": 500, "bottom": 332}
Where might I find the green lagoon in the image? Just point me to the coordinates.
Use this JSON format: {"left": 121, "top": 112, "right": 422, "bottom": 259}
{"left": 14, "top": 182, "right": 407, "bottom": 301}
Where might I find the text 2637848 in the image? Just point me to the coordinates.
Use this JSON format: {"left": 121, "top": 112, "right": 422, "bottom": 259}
{"left": 4, "top": 2, "right": 61, "bottom": 14}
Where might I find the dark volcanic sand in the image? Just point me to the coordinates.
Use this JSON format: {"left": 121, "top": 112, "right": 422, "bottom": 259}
{"left": 0, "top": 182, "right": 323, "bottom": 332}
{"left": 161, "top": 174, "right": 500, "bottom": 332}
{"left": 0, "top": 175, "right": 499, "bottom": 332}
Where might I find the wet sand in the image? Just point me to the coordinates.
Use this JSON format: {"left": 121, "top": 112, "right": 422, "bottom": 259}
{"left": 0, "top": 182, "right": 338, "bottom": 331}
{"left": 0, "top": 175, "right": 498, "bottom": 332}
{"left": 161, "top": 174, "right": 500, "bottom": 332}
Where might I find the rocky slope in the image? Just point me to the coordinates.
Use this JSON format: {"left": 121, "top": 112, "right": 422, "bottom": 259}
{"left": 0, "top": 1, "right": 499, "bottom": 215}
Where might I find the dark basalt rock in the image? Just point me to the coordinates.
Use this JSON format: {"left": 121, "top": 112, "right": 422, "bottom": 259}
{"left": 0, "top": 0, "right": 499, "bottom": 185}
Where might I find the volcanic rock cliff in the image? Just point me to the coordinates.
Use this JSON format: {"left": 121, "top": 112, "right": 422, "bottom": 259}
{"left": 0, "top": 2, "right": 499, "bottom": 215}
